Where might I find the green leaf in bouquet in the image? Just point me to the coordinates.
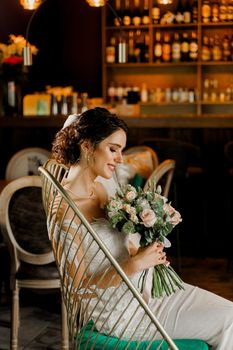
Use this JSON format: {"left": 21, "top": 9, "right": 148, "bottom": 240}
{"left": 122, "top": 221, "right": 136, "bottom": 234}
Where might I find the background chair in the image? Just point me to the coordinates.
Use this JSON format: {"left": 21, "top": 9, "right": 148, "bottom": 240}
{"left": 116, "top": 145, "right": 159, "bottom": 186}
{"left": 5, "top": 147, "right": 51, "bottom": 181}
{"left": 0, "top": 176, "right": 69, "bottom": 350}
{"left": 39, "top": 165, "right": 209, "bottom": 350}
{"left": 144, "top": 159, "right": 175, "bottom": 198}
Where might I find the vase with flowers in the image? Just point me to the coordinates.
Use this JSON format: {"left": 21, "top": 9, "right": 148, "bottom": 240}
{"left": 0, "top": 34, "right": 38, "bottom": 116}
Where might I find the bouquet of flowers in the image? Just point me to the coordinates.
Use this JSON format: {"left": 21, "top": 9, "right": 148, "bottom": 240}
{"left": 105, "top": 181, "right": 184, "bottom": 299}
{"left": 0, "top": 34, "right": 38, "bottom": 66}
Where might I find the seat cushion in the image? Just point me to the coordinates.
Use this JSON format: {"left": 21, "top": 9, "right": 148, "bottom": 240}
{"left": 16, "top": 262, "right": 59, "bottom": 280}
{"left": 77, "top": 320, "right": 209, "bottom": 350}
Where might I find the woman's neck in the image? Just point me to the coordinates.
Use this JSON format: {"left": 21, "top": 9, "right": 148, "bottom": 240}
{"left": 66, "top": 163, "right": 97, "bottom": 198}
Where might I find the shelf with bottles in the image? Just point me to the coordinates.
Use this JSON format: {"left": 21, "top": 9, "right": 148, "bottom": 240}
{"left": 201, "top": 30, "right": 233, "bottom": 62}
{"left": 201, "top": 0, "right": 233, "bottom": 24}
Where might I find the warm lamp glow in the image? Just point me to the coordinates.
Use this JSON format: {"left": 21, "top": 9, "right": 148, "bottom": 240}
{"left": 86, "top": 0, "right": 107, "bottom": 7}
{"left": 157, "top": 0, "right": 173, "bottom": 4}
{"left": 20, "top": 0, "right": 42, "bottom": 10}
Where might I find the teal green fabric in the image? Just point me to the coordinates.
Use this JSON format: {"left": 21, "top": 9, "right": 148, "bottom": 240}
{"left": 76, "top": 321, "right": 209, "bottom": 350}
{"left": 130, "top": 173, "right": 145, "bottom": 188}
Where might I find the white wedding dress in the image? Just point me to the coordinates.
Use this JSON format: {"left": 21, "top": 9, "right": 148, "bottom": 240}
{"left": 65, "top": 218, "right": 233, "bottom": 350}
{"left": 50, "top": 175, "right": 233, "bottom": 350}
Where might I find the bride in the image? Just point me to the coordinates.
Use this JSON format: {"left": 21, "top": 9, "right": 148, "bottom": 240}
{"left": 51, "top": 107, "right": 233, "bottom": 349}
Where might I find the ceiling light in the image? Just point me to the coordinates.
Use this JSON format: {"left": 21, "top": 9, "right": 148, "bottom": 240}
{"left": 20, "top": 0, "right": 42, "bottom": 10}
{"left": 85, "top": 0, "right": 106, "bottom": 7}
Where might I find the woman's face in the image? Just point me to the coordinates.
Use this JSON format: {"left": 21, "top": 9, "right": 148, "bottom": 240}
{"left": 90, "top": 128, "right": 126, "bottom": 179}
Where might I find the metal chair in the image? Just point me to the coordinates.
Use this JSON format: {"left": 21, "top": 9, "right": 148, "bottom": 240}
{"left": 0, "top": 175, "right": 69, "bottom": 350}
{"left": 144, "top": 159, "right": 176, "bottom": 198}
{"left": 39, "top": 165, "right": 209, "bottom": 350}
{"left": 5, "top": 147, "right": 51, "bottom": 181}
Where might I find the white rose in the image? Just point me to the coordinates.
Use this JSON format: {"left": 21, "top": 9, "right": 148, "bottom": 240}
{"left": 140, "top": 209, "right": 157, "bottom": 227}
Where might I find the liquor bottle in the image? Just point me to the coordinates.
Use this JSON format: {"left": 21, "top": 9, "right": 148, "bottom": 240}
{"left": 202, "top": 0, "right": 211, "bottom": 23}
{"left": 230, "top": 34, "right": 233, "bottom": 61}
{"left": 189, "top": 31, "right": 198, "bottom": 61}
{"left": 61, "top": 95, "right": 68, "bottom": 115}
{"left": 152, "top": 0, "right": 160, "bottom": 24}
{"left": 107, "top": 81, "right": 116, "bottom": 103}
{"left": 162, "top": 33, "right": 171, "bottom": 62}
{"left": 209, "top": 37, "right": 214, "bottom": 60}
{"left": 183, "top": 0, "right": 192, "bottom": 24}
{"left": 141, "top": 83, "right": 149, "bottom": 102}
{"left": 106, "top": 36, "right": 116, "bottom": 63}
{"left": 80, "top": 92, "right": 89, "bottom": 113}
{"left": 142, "top": 0, "right": 150, "bottom": 25}
{"left": 114, "top": 0, "right": 123, "bottom": 26}
{"left": 219, "top": 0, "right": 228, "bottom": 21}
{"left": 202, "top": 36, "right": 211, "bottom": 61}
{"left": 211, "top": 0, "right": 220, "bottom": 22}
{"left": 128, "top": 31, "right": 135, "bottom": 62}
{"left": 181, "top": 32, "right": 190, "bottom": 61}
{"left": 172, "top": 32, "right": 181, "bottom": 62}
{"left": 222, "top": 35, "right": 231, "bottom": 61}
{"left": 134, "top": 30, "right": 146, "bottom": 62}
{"left": 192, "top": 0, "right": 198, "bottom": 23}
{"left": 154, "top": 31, "right": 163, "bottom": 62}
{"left": 144, "top": 32, "right": 150, "bottom": 62}
{"left": 71, "top": 92, "right": 78, "bottom": 114}
{"left": 227, "top": 0, "right": 233, "bottom": 21}
{"left": 132, "top": 0, "right": 141, "bottom": 25}
{"left": 122, "top": 0, "right": 131, "bottom": 26}
{"left": 51, "top": 94, "right": 58, "bottom": 115}
{"left": 175, "top": 0, "right": 184, "bottom": 24}
{"left": 212, "top": 35, "right": 222, "bottom": 61}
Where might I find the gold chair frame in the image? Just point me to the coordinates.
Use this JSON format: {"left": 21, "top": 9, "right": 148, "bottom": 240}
{"left": 39, "top": 165, "right": 179, "bottom": 350}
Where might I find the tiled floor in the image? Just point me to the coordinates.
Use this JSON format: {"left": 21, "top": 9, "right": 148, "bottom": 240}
{"left": 0, "top": 257, "right": 232, "bottom": 349}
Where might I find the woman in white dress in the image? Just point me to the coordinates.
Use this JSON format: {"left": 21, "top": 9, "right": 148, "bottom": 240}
{"left": 51, "top": 107, "right": 233, "bottom": 349}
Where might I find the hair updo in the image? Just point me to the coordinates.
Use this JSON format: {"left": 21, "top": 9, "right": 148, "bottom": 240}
{"left": 52, "top": 107, "right": 128, "bottom": 166}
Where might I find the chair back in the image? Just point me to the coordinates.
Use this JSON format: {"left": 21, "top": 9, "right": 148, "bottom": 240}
{"left": 39, "top": 165, "right": 178, "bottom": 350}
{"left": 0, "top": 176, "right": 54, "bottom": 276}
{"left": 144, "top": 159, "right": 176, "bottom": 198}
{"left": 5, "top": 147, "right": 51, "bottom": 181}
{"left": 116, "top": 145, "right": 159, "bottom": 185}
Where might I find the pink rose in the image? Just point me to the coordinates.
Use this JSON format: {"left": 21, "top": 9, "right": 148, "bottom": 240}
{"left": 140, "top": 209, "right": 157, "bottom": 227}
{"left": 164, "top": 203, "right": 182, "bottom": 226}
{"left": 125, "top": 190, "right": 137, "bottom": 202}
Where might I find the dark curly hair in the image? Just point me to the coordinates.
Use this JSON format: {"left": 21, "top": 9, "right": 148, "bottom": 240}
{"left": 52, "top": 107, "right": 128, "bottom": 166}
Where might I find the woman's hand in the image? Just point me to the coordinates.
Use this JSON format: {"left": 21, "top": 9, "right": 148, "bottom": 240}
{"left": 130, "top": 242, "right": 168, "bottom": 274}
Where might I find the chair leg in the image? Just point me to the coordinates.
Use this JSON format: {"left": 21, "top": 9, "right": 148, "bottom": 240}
{"left": 11, "top": 285, "right": 19, "bottom": 350}
{"left": 61, "top": 294, "right": 69, "bottom": 350}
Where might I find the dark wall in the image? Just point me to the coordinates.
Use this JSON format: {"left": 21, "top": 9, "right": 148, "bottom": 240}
{"left": 0, "top": 0, "right": 102, "bottom": 97}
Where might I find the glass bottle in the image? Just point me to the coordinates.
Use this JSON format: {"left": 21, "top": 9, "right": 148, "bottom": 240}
{"left": 202, "top": 36, "right": 211, "bottom": 61}
{"left": 122, "top": 0, "right": 131, "bottom": 25}
{"left": 181, "top": 32, "right": 190, "bottom": 61}
{"left": 71, "top": 92, "right": 78, "bottom": 114}
{"left": 227, "top": 0, "right": 233, "bottom": 21}
{"left": 51, "top": 94, "right": 58, "bottom": 115}
{"left": 202, "top": 0, "right": 211, "bottom": 23}
{"left": 183, "top": 0, "right": 192, "bottom": 24}
{"left": 172, "top": 32, "right": 181, "bottom": 62}
{"left": 212, "top": 35, "right": 222, "bottom": 61}
{"left": 80, "top": 92, "right": 89, "bottom": 113}
{"left": 219, "top": 0, "right": 228, "bottom": 21}
{"left": 132, "top": 0, "right": 141, "bottom": 25}
{"left": 189, "top": 31, "right": 198, "bottom": 61}
{"left": 162, "top": 33, "right": 171, "bottom": 62}
{"left": 175, "top": 0, "right": 184, "bottom": 24}
{"left": 212, "top": 34, "right": 222, "bottom": 61}
{"left": 211, "top": 0, "right": 220, "bottom": 22}
{"left": 107, "top": 81, "right": 116, "bottom": 103}
{"left": 154, "top": 31, "right": 163, "bottom": 62}
{"left": 152, "top": 0, "right": 160, "bottom": 24}
{"left": 61, "top": 95, "right": 68, "bottom": 115}
{"left": 142, "top": 0, "right": 150, "bottom": 25}
{"left": 192, "top": 0, "right": 198, "bottom": 23}
{"left": 222, "top": 35, "right": 231, "bottom": 61}
{"left": 114, "top": 0, "right": 123, "bottom": 26}
{"left": 128, "top": 31, "right": 135, "bottom": 63}
{"left": 106, "top": 36, "right": 116, "bottom": 63}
